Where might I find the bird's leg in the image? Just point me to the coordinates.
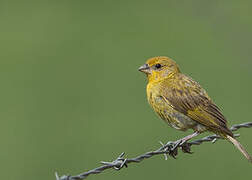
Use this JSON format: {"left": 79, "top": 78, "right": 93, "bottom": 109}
{"left": 169, "top": 132, "right": 200, "bottom": 157}
{"left": 178, "top": 132, "right": 200, "bottom": 145}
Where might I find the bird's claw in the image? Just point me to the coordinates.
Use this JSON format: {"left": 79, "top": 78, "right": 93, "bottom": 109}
{"left": 175, "top": 139, "right": 192, "bottom": 154}
{"left": 159, "top": 139, "right": 193, "bottom": 159}
{"left": 180, "top": 143, "right": 192, "bottom": 154}
{"left": 169, "top": 147, "right": 178, "bottom": 158}
{"left": 159, "top": 141, "right": 178, "bottom": 159}
{"left": 160, "top": 141, "right": 180, "bottom": 158}
{"left": 168, "top": 140, "right": 182, "bottom": 158}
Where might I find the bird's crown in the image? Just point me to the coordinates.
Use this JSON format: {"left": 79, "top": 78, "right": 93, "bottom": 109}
{"left": 146, "top": 56, "right": 178, "bottom": 68}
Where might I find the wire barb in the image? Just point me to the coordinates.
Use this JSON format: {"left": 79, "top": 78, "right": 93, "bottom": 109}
{"left": 100, "top": 152, "right": 128, "bottom": 170}
{"left": 56, "top": 122, "right": 252, "bottom": 180}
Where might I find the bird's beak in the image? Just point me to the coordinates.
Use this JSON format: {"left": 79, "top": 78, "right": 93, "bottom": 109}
{"left": 138, "top": 64, "right": 151, "bottom": 74}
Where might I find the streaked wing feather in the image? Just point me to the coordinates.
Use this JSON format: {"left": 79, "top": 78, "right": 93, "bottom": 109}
{"left": 160, "top": 75, "right": 233, "bottom": 136}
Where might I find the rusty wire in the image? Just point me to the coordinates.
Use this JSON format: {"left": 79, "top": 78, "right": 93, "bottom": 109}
{"left": 56, "top": 122, "right": 252, "bottom": 180}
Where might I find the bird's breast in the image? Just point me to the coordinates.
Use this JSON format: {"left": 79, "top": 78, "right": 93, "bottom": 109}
{"left": 147, "top": 83, "right": 196, "bottom": 131}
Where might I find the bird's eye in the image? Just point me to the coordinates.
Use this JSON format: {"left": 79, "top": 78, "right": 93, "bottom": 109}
{"left": 155, "top": 64, "right": 162, "bottom": 69}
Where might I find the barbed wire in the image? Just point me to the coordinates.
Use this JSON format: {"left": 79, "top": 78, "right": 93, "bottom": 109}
{"left": 55, "top": 122, "right": 252, "bottom": 180}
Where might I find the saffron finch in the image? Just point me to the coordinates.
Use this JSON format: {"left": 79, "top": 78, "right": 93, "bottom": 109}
{"left": 139, "top": 56, "right": 252, "bottom": 162}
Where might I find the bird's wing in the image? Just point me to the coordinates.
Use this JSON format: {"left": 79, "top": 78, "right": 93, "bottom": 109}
{"left": 160, "top": 75, "right": 232, "bottom": 136}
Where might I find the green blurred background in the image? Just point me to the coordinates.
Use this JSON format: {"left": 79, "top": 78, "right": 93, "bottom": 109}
{"left": 1, "top": 0, "right": 252, "bottom": 179}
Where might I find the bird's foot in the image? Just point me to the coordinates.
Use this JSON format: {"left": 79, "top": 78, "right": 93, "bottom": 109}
{"left": 159, "top": 141, "right": 179, "bottom": 159}
{"left": 180, "top": 142, "right": 192, "bottom": 154}
{"left": 161, "top": 140, "right": 181, "bottom": 158}
{"left": 159, "top": 134, "right": 196, "bottom": 159}
{"left": 167, "top": 139, "right": 193, "bottom": 157}
{"left": 175, "top": 138, "right": 193, "bottom": 154}
{"left": 168, "top": 140, "right": 180, "bottom": 158}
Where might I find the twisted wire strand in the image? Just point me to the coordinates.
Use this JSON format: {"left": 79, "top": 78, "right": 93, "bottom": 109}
{"left": 56, "top": 122, "right": 252, "bottom": 180}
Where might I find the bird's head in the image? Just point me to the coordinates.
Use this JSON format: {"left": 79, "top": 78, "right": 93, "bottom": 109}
{"left": 138, "top": 56, "right": 180, "bottom": 82}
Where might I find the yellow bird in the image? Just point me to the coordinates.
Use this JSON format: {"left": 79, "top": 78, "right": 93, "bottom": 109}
{"left": 139, "top": 56, "right": 252, "bottom": 162}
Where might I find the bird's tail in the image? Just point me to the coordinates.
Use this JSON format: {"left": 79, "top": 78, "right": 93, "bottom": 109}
{"left": 226, "top": 135, "right": 252, "bottom": 163}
